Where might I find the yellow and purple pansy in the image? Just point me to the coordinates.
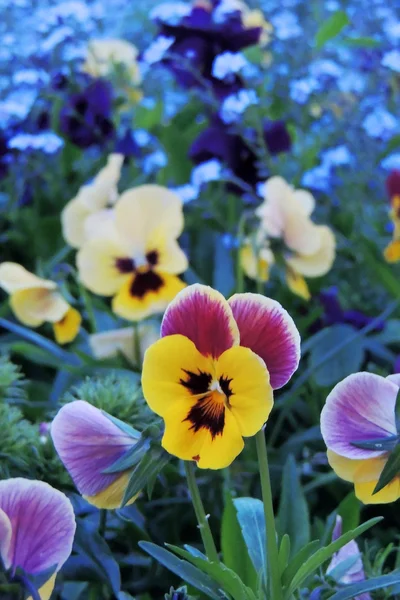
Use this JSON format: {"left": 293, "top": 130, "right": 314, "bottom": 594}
{"left": 51, "top": 400, "right": 140, "bottom": 509}
{"left": 77, "top": 184, "right": 188, "bottom": 321}
{"left": 0, "top": 262, "right": 81, "bottom": 344}
{"left": 321, "top": 372, "right": 400, "bottom": 504}
{"left": 0, "top": 478, "right": 75, "bottom": 600}
{"left": 142, "top": 284, "right": 300, "bottom": 469}
{"left": 384, "top": 170, "right": 400, "bottom": 263}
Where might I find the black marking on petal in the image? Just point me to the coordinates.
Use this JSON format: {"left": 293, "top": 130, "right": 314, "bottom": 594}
{"left": 180, "top": 369, "right": 212, "bottom": 395}
{"left": 130, "top": 270, "right": 163, "bottom": 298}
{"left": 146, "top": 250, "right": 159, "bottom": 266}
{"left": 184, "top": 394, "right": 225, "bottom": 438}
{"left": 219, "top": 375, "right": 233, "bottom": 401}
{"left": 115, "top": 257, "right": 135, "bottom": 273}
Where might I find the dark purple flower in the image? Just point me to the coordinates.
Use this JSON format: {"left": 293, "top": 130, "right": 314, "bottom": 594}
{"left": 59, "top": 79, "right": 114, "bottom": 148}
{"left": 115, "top": 129, "right": 141, "bottom": 158}
{"left": 319, "top": 287, "right": 385, "bottom": 332}
{"left": 386, "top": 170, "right": 400, "bottom": 200}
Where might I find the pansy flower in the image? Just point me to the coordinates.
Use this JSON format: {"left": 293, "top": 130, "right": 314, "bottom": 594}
{"left": 82, "top": 39, "right": 142, "bottom": 84}
{"left": 51, "top": 400, "right": 141, "bottom": 509}
{"left": 0, "top": 478, "right": 75, "bottom": 600}
{"left": 321, "top": 372, "right": 400, "bottom": 504}
{"left": 326, "top": 516, "right": 371, "bottom": 600}
{"left": 89, "top": 323, "right": 159, "bottom": 366}
{"left": 142, "top": 284, "right": 300, "bottom": 469}
{"left": 61, "top": 153, "right": 124, "bottom": 249}
{"left": 384, "top": 170, "right": 400, "bottom": 263}
{"left": 77, "top": 185, "right": 188, "bottom": 321}
{"left": 254, "top": 176, "right": 336, "bottom": 299}
{"left": 0, "top": 262, "right": 81, "bottom": 344}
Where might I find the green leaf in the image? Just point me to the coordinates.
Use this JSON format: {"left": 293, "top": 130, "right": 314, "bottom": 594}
{"left": 213, "top": 234, "right": 235, "bottom": 297}
{"left": 315, "top": 11, "right": 349, "bottom": 49}
{"left": 278, "top": 535, "right": 291, "bottom": 576}
{"left": 374, "top": 444, "right": 400, "bottom": 494}
{"left": 361, "top": 238, "right": 400, "bottom": 298}
{"left": 73, "top": 525, "right": 121, "bottom": 595}
{"left": 122, "top": 446, "right": 170, "bottom": 506}
{"left": 277, "top": 455, "right": 310, "bottom": 557}
{"left": 281, "top": 541, "right": 320, "bottom": 588}
{"left": 102, "top": 437, "right": 149, "bottom": 474}
{"left": 220, "top": 494, "right": 257, "bottom": 591}
{"left": 233, "top": 497, "right": 266, "bottom": 583}
{"left": 138, "top": 542, "right": 223, "bottom": 600}
{"left": 309, "top": 324, "right": 365, "bottom": 387}
{"left": 329, "top": 572, "right": 400, "bottom": 599}
{"left": 342, "top": 36, "right": 380, "bottom": 48}
{"left": 167, "top": 544, "right": 256, "bottom": 600}
{"left": 351, "top": 435, "right": 399, "bottom": 452}
{"left": 380, "top": 134, "right": 400, "bottom": 159}
{"left": 337, "top": 493, "right": 360, "bottom": 533}
{"left": 102, "top": 412, "right": 142, "bottom": 441}
{"left": 285, "top": 517, "right": 382, "bottom": 597}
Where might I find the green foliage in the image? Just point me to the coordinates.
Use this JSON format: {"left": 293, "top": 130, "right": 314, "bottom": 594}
{"left": 0, "top": 402, "right": 40, "bottom": 478}
{"left": 0, "top": 353, "right": 26, "bottom": 403}
{"left": 314, "top": 11, "right": 350, "bottom": 49}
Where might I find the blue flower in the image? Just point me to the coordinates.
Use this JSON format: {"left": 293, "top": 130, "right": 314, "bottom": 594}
{"left": 8, "top": 132, "right": 64, "bottom": 154}
{"left": 362, "top": 107, "right": 398, "bottom": 140}
{"left": 382, "top": 50, "right": 400, "bottom": 73}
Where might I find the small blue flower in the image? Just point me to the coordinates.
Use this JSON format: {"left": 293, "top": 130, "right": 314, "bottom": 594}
{"left": 362, "top": 108, "right": 398, "bottom": 140}
{"left": 321, "top": 146, "right": 353, "bottom": 169}
{"left": 150, "top": 2, "right": 191, "bottom": 25}
{"left": 381, "top": 153, "right": 400, "bottom": 171}
{"left": 8, "top": 132, "right": 64, "bottom": 154}
{"left": 289, "top": 77, "right": 319, "bottom": 105}
{"left": 143, "top": 150, "right": 168, "bottom": 174}
{"left": 191, "top": 159, "right": 223, "bottom": 187}
{"left": 142, "top": 36, "right": 175, "bottom": 65}
{"left": 220, "top": 89, "right": 258, "bottom": 123}
{"left": 301, "top": 164, "right": 331, "bottom": 192}
{"left": 271, "top": 10, "right": 302, "bottom": 40}
{"left": 212, "top": 52, "right": 253, "bottom": 80}
{"left": 173, "top": 183, "right": 199, "bottom": 204}
{"left": 382, "top": 50, "right": 400, "bottom": 73}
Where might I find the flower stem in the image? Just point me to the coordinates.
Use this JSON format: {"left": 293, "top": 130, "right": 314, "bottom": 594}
{"left": 99, "top": 509, "right": 108, "bottom": 537}
{"left": 184, "top": 461, "right": 219, "bottom": 563}
{"left": 255, "top": 429, "right": 283, "bottom": 600}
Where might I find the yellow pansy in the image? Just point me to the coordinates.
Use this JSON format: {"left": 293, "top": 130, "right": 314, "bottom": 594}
{"left": 77, "top": 185, "right": 188, "bottom": 321}
{"left": 62, "top": 153, "right": 123, "bottom": 249}
{"left": 82, "top": 39, "right": 142, "bottom": 84}
{"left": 240, "top": 238, "right": 274, "bottom": 282}
{"left": 0, "top": 263, "right": 81, "bottom": 344}
{"left": 89, "top": 323, "right": 159, "bottom": 366}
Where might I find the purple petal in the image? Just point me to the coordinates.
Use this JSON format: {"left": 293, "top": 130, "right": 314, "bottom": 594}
{"left": 320, "top": 373, "right": 398, "bottom": 459}
{"left": 51, "top": 401, "right": 136, "bottom": 497}
{"left": 228, "top": 293, "right": 301, "bottom": 389}
{"left": 0, "top": 478, "right": 75, "bottom": 575}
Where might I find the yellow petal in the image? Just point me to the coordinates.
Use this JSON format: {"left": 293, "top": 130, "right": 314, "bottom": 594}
{"left": 89, "top": 324, "right": 159, "bottom": 365}
{"left": 82, "top": 153, "right": 123, "bottom": 211}
{"left": 53, "top": 307, "right": 81, "bottom": 345}
{"left": 286, "top": 268, "right": 311, "bottom": 301}
{"left": 10, "top": 289, "right": 69, "bottom": 327}
{"left": 156, "top": 238, "right": 188, "bottom": 274}
{"left": 240, "top": 243, "right": 271, "bottom": 282}
{"left": 28, "top": 573, "right": 56, "bottom": 600}
{"left": 355, "top": 478, "right": 400, "bottom": 504}
{"left": 61, "top": 196, "right": 91, "bottom": 249}
{"left": 84, "top": 472, "right": 138, "bottom": 509}
{"left": 384, "top": 240, "right": 400, "bottom": 263}
{"left": 142, "top": 334, "right": 214, "bottom": 417}
{"left": 327, "top": 450, "right": 366, "bottom": 483}
{"left": 292, "top": 189, "right": 315, "bottom": 217}
{"left": 112, "top": 271, "right": 186, "bottom": 321}
{"left": 286, "top": 226, "right": 336, "bottom": 277}
{"left": 284, "top": 214, "right": 322, "bottom": 255}
{"left": 83, "top": 39, "right": 141, "bottom": 83}
{"left": 76, "top": 236, "right": 131, "bottom": 296}
{"left": 217, "top": 346, "right": 273, "bottom": 437}
{"left": 115, "top": 185, "right": 184, "bottom": 256}
{"left": 84, "top": 208, "right": 116, "bottom": 242}
{"left": 0, "top": 262, "right": 55, "bottom": 293}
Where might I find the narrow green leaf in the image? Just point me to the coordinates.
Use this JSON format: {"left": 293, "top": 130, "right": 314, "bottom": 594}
{"left": 74, "top": 526, "right": 121, "bottom": 595}
{"left": 278, "top": 535, "right": 291, "bottom": 576}
{"left": 233, "top": 498, "right": 266, "bottom": 583}
{"left": 337, "top": 493, "right": 360, "bottom": 533}
{"left": 138, "top": 542, "right": 222, "bottom": 600}
{"left": 329, "top": 572, "right": 400, "bottom": 599}
{"left": 167, "top": 544, "right": 256, "bottom": 600}
{"left": 342, "top": 36, "right": 380, "bottom": 48}
{"left": 220, "top": 494, "right": 257, "bottom": 591}
{"left": 121, "top": 447, "right": 170, "bottom": 506}
{"left": 373, "top": 444, "right": 400, "bottom": 494}
{"left": 102, "top": 412, "right": 142, "bottom": 440}
{"left": 286, "top": 517, "right": 382, "bottom": 596}
{"left": 281, "top": 541, "right": 320, "bottom": 587}
{"left": 277, "top": 455, "right": 310, "bottom": 557}
{"left": 351, "top": 435, "right": 399, "bottom": 452}
{"left": 315, "top": 11, "right": 349, "bottom": 49}
{"left": 102, "top": 438, "right": 149, "bottom": 474}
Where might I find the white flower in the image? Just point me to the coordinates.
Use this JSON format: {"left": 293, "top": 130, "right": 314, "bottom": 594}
{"left": 212, "top": 52, "right": 253, "bottom": 80}
{"left": 82, "top": 39, "right": 141, "bottom": 82}
{"left": 191, "top": 160, "right": 222, "bottom": 187}
{"left": 382, "top": 50, "right": 400, "bottom": 73}
{"left": 142, "top": 36, "right": 175, "bottom": 65}
{"left": 220, "top": 89, "right": 258, "bottom": 124}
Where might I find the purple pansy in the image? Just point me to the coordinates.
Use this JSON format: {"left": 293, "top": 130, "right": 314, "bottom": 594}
{"left": 0, "top": 478, "right": 75, "bottom": 597}
{"left": 51, "top": 401, "right": 140, "bottom": 509}
{"left": 318, "top": 287, "right": 385, "bottom": 332}
{"left": 327, "top": 516, "right": 371, "bottom": 600}
{"left": 59, "top": 79, "right": 114, "bottom": 149}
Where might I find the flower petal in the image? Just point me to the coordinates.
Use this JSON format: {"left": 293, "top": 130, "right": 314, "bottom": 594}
{"left": 284, "top": 214, "right": 322, "bottom": 255}
{"left": 217, "top": 345, "right": 273, "bottom": 436}
{"left": 90, "top": 325, "right": 159, "bottom": 365}
{"left": 142, "top": 334, "right": 214, "bottom": 417}
{"left": 0, "top": 263, "right": 55, "bottom": 293}
{"left": 321, "top": 373, "right": 398, "bottom": 459}
{"left": 327, "top": 450, "right": 365, "bottom": 483}
{"left": 76, "top": 236, "right": 131, "bottom": 296}
{"left": 84, "top": 472, "right": 138, "bottom": 509}
{"left": 51, "top": 401, "right": 137, "bottom": 499}
{"left": 0, "top": 508, "right": 12, "bottom": 570}
{"left": 112, "top": 272, "right": 186, "bottom": 321}
{"left": 355, "top": 477, "right": 400, "bottom": 504}
{"left": 53, "top": 307, "right": 81, "bottom": 344}
{"left": 240, "top": 243, "right": 272, "bottom": 282}
{"left": 34, "top": 573, "right": 56, "bottom": 600}
{"left": 115, "top": 185, "right": 184, "bottom": 256}
{"left": 286, "top": 226, "right": 336, "bottom": 277}
{"left": 228, "top": 293, "right": 300, "bottom": 389}
{"left": 286, "top": 268, "right": 311, "bottom": 300}
{"left": 0, "top": 478, "right": 75, "bottom": 574}
{"left": 292, "top": 189, "right": 315, "bottom": 216}
{"left": 384, "top": 240, "right": 400, "bottom": 263}
{"left": 61, "top": 196, "right": 91, "bottom": 249}
{"left": 161, "top": 284, "right": 239, "bottom": 358}
{"left": 156, "top": 238, "right": 188, "bottom": 274}
{"left": 10, "top": 289, "right": 69, "bottom": 327}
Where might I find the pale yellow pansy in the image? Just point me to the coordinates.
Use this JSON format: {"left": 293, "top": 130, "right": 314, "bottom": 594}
{"left": 82, "top": 39, "right": 141, "bottom": 84}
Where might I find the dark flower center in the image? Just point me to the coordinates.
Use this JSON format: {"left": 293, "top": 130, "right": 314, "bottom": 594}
{"left": 130, "top": 270, "right": 164, "bottom": 298}
{"left": 115, "top": 257, "right": 135, "bottom": 273}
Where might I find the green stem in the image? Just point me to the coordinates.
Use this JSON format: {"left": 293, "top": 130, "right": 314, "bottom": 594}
{"left": 236, "top": 214, "right": 247, "bottom": 295}
{"left": 255, "top": 430, "right": 283, "bottom": 600}
{"left": 77, "top": 279, "right": 97, "bottom": 334}
{"left": 99, "top": 509, "right": 108, "bottom": 537}
{"left": 184, "top": 462, "right": 219, "bottom": 563}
